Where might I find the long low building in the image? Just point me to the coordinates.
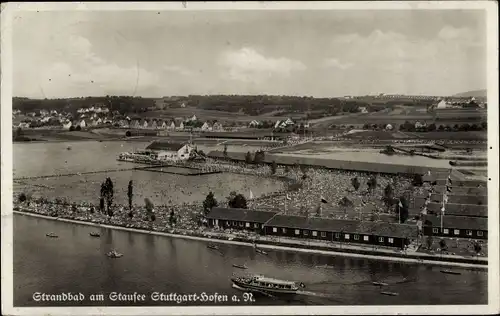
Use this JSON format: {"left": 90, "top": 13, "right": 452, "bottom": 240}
{"left": 423, "top": 215, "right": 487, "bottom": 240}
{"left": 428, "top": 193, "right": 487, "bottom": 206}
{"left": 411, "top": 202, "right": 488, "bottom": 218}
{"left": 206, "top": 207, "right": 277, "bottom": 230}
{"left": 205, "top": 208, "right": 418, "bottom": 249}
{"left": 432, "top": 185, "right": 487, "bottom": 196}
{"left": 435, "top": 179, "right": 487, "bottom": 187}
{"left": 207, "top": 151, "right": 448, "bottom": 175}
{"left": 263, "top": 214, "right": 417, "bottom": 249}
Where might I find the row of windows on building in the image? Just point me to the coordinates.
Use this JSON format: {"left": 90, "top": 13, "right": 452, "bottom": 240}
{"left": 270, "top": 227, "right": 396, "bottom": 244}
{"left": 432, "top": 228, "right": 484, "bottom": 237}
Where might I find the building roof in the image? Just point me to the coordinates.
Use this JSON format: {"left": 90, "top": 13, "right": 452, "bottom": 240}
{"left": 425, "top": 215, "right": 487, "bottom": 230}
{"left": 146, "top": 141, "right": 185, "bottom": 151}
{"left": 206, "top": 207, "right": 277, "bottom": 223}
{"left": 264, "top": 214, "right": 416, "bottom": 238}
{"left": 423, "top": 202, "right": 488, "bottom": 218}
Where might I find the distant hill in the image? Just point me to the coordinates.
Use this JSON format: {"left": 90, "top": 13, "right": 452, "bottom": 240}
{"left": 452, "top": 89, "right": 487, "bottom": 98}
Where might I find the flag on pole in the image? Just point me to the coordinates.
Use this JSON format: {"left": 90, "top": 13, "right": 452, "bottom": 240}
{"left": 398, "top": 199, "right": 403, "bottom": 208}
{"left": 286, "top": 194, "right": 291, "bottom": 200}
{"left": 441, "top": 205, "right": 445, "bottom": 214}
{"left": 249, "top": 190, "right": 254, "bottom": 200}
{"left": 443, "top": 194, "right": 448, "bottom": 204}
{"left": 427, "top": 170, "right": 431, "bottom": 176}
{"left": 446, "top": 185, "right": 452, "bottom": 193}
{"left": 447, "top": 175, "right": 452, "bottom": 186}
{"left": 320, "top": 196, "right": 328, "bottom": 204}
{"left": 421, "top": 206, "right": 427, "bottom": 215}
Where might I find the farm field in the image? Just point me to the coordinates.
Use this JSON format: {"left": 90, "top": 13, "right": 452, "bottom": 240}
{"left": 141, "top": 107, "right": 307, "bottom": 123}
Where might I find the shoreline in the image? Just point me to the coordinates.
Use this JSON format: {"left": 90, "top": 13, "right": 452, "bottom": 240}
{"left": 14, "top": 210, "right": 487, "bottom": 270}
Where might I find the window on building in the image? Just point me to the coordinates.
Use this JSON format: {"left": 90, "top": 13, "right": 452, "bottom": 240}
{"left": 295, "top": 229, "right": 300, "bottom": 235}
{"left": 239, "top": 222, "right": 243, "bottom": 227}
{"left": 363, "top": 236, "right": 369, "bottom": 241}
{"left": 245, "top": 223, "right": 250, "bottom": 228}
{"left": 312, "top": 231, "right": 318, "bottom": 237}
{"left": 282, "top": 228, "right": 287, "bottom": 234}
{"left": 335, "top": 233, "right": 340, "bottom": 239}
{"left": 354, "top": 235, "right": 359, "bottom": 240}
{"left": 303, "top": 230, "right": 309, "bottom": 236}
{"left": 466, "top": 230, "right": 473, "bottom": 236}
{"left": 432, "top": 228, "right": 439, "bottom": 234}
{"left": 344, "top": 234, "right": 350, "bottom": 240}
{"left": 477, "top": 231, "right": 483, "bottom": 237}
{"left": 321, "top": 232, "right": 326, "bottom": 238}
{"left": 254, "top": 223, "right": 259, "bottom": 228}
{"left": 272, "top": 227, "right": 277, "bottom": 233}
{"left": 443, "top": 229, "right": 449, "bottom": 234}
{"left": 388, "top": 238, "right": 394, "bottom": 244}
{"left": 232, "top": 221, "right": 237, "bottom": 226}
{"left": 378, "top": 237, "right": 384, "bottom": 243}
{"left": 226, "top": 220, "right": 230, "bottom": 225}
{"left": 454, "top": 229, "right": 460, "bottom": 235}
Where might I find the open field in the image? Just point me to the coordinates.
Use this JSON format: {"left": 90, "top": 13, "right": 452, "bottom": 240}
{"left": 142, "top": 107, "right": 307, "bottom": 123}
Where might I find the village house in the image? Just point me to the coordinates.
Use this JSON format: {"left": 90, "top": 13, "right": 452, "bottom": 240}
{"left": 150, "top": 119, "right": 158, "bottom": 130}
{"left": 18, "top": 122, "right": 30, "bottom": 129}
{"left": 177, "top": 121, "right": 185, "bottom": 131}
{"left": 423, "top": 215, "right": 487, "bottom": 240}
{"left": 212, "top": 122, "right": 224, "bottom": 131}
{"left": 159, "top": 120, "right": 168, "bottom": 129}
{"left": 140, "top": 119, "right": 149, "bottom": 129}
{"left": 79, "top": 119, "right": 87, "bottom": 128}
{"left": 359, "top": 106, "right": 368, "bottom": 114}
{"left": 415, "top": 121, "right": 426, "bottom": 129}
{"left": 188, "top": 114, "right": 197, "bottom": 122}
{"left": 145, "top": 142, "right": 196, "bottom": 161}
{"left": 201, "top": 122, "right": 212, "bottom": 131}
{"left": 385, "top": 124, "right": 393, "bottom": 130}
{"left": 62, "top": 121, "right": 72, "bottom": 130}
{"left": 206, "top": 208, "right": 278, "bottom": 231}
{"left": 249, "top": 120, "right": 262, "bottom": 128}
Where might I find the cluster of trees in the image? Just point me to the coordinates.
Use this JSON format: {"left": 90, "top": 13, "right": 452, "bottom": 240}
{"left": 13, "top": 96, "right": 155, "bottom": 117}
{"left": 183, "top": 95, "right": 371, "bottom": 116}
{"left": 202, "top": 190, "right": 248, "bottom": 216}
{"left": 99, "top": 178, "right": 114, "bottom": 216}
{"left": 362, "top": 121, "right": 487, "bottom": 132}
{"left": 245, "top": 150, "right": 266, "bottom": 165}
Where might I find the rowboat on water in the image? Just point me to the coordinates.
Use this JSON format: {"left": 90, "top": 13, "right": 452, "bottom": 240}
{"left": 46, "top": 232, "right": 58, "bottom": 238}
{"left": 380, "top": 291, "right": 399, "bottom": 296}
{"left": 232, "top": 263, "right": 248, "bottom": 269}
{"left": 89, "top": 232, "right": 100, "bottom": 237}
{"left": 315, "top": 264, "right": 335, "bottom": 269}
{"left": 372, "top": 282, "right": 389, "bottom": 286}
{"left": 207, "top": 244, "right": 220, "bottom": 250}
{"left": 255, "top": 248, "right": 268, "bottom": 255}
{"left": 440, "top": 270, "right": 461, "bottom": 275}
{"left": 106, "top": 250, "right": 123, "bottom": 258}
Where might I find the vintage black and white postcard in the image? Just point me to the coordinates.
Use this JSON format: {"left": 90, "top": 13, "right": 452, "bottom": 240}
{"left": 1, "top": 1, "right": 499, "bottom": 315}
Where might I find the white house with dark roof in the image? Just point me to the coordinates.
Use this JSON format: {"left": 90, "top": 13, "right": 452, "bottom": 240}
{"left": 146, "top": 142, "right": 195, "bottom": 161}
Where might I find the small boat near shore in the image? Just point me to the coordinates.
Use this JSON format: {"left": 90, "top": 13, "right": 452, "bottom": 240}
{"left": 255, "top": 248, "right": 268, "bottom": 255}
{"left": 89, "top": 232, "right": 100, "bottom": 237}
{"left": 315, "top": 264, "right": 335, "bottom": 269}
{"left": 207, "top": 244, "right": 220, "bottom": 251}
{"left": 106, "top": 250, "right": 123, "bottom": 258}
{"left": 372, "top": 282, "right": 389, "bottom": 286}
{"left": 381, "top": 291, "right": 399, "bottom": 296}
{"left": 46, "top": 232, "right": 58, "bottom": 238}
{"left": 440, "top": 270, "right": 461, "bottom": 275}
{"left": 231, "top": 274, "right": 305, "bottom": 295}
{"left": 232, "top": 263, "right": 248, "bottom": 269}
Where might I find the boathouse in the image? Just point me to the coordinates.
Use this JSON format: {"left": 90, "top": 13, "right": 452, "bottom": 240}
{"left": 428, "top": 193, "right": 487, "bottom": 206}
{"left": 262, "top": 215, "right": 416, "bottom": 249}
{"left": 146, "top": 141, "right": 195, "bottom": 161}
{"left": 423, "top": 215, "right": 487, "bottom": 240}
{"left": 206, "top": 207, "right": 277, "bottom": 231}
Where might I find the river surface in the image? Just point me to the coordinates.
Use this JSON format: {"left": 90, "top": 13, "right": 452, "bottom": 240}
{"left": 13, "top": 141, "right": 284, "bottom": 205}
{"left": 14, "top": 214, "right": 487, "bottom": 306}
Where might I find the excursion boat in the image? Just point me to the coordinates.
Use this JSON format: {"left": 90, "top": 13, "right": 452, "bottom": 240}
{"left": 46, "top": 232, "right": 58, "bottom": 238}
{"left": 106, "top": 250, "right": 123, "bottom": 258}
{"left": 315, "top": 264, "right": 335, "bottom": 269}
{"left": 231, "top": 274, "right": 305, "bottom": 295}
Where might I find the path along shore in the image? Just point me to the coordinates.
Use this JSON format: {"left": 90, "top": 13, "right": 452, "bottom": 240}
{"left": 13, "top": 210, "right": 487, "bottom": 270}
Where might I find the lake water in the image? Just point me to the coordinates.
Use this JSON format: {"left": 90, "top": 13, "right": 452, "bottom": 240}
{"left": 13, "top": 141, "right": 285, "bottom": 205}
{"left": 14, "top": 214, "right": 487, "bottom": 306}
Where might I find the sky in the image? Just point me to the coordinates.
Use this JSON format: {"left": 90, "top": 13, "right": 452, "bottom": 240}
{"left": 12, "top": 9, "right": 487, "bottom": 98}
